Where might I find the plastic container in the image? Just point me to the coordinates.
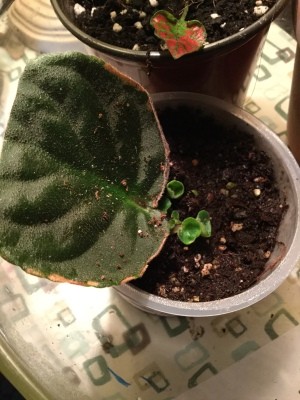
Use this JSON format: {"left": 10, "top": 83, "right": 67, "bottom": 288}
{"left": 115, "top": 92, "right": 300, "bottom": 317}
{"left": 50, "top": 0, "right": 288, "bottom": 105}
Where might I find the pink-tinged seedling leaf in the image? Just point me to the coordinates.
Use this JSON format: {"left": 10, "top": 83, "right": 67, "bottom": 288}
{"left": 150, "top": 6, "right": 207, "bottom": 59}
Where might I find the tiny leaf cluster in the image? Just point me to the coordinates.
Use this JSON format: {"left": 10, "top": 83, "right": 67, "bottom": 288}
{"left": 164, "top": 180, "right": 212, "bottom": 245}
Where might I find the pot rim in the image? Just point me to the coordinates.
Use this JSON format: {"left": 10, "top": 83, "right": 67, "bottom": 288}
{"left": 115, "top": 92, "right": 300, "bottom": 317}
{"left": 50, "top": 0, "right": 289, "bottom": 61}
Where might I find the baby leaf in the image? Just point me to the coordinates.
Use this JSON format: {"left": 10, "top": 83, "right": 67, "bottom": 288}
{"left": 168, "top": 210, "right": 181, "bottom": 230}
{"left": 167, "top": 179, "right": 185, "bottom": 199}
{"left": 196, "top": 210, "right": 212, "bottom": 237}
{"left": 150, "top": 6, "right": 207, "bottom": 59}
{"left": 158, "top": 196, "right": 172, "bottom": 212}
{"left": 177, "top": 217, "right": 202, "bottom": 245}
{"left": 0, "top": 52, "right": 169, "bottom": 287}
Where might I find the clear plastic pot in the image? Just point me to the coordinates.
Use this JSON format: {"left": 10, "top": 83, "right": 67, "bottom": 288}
{"left": 115, "top": 92, "right": 300, "bottom": 317}
{"left": 50, "top": 0, "right": 288, "bottom": 105}
{"left": 287, "top": 0, "right": 300, "bottom": 163}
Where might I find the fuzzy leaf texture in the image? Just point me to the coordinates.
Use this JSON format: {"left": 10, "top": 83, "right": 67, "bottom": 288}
{"left": 0, "top": 52, "right": 169, "bottom": 287}
{"left": 151, "top": 9, "right": 207, "bottom": 59}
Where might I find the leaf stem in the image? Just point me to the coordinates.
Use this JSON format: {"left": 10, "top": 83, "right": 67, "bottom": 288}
{"left": 180, "top": 5, "right": 189, "bottom": 21}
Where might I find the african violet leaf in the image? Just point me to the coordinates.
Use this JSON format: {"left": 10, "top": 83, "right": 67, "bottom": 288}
{"left": 151, "top": 6, "right": 207, "bottom": 59}
{"left": 0, "top": 52, "right": 170, "bottom": 287}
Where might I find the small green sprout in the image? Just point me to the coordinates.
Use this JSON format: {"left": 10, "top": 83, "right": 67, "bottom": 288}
{"left": 165, "top": 179, "right": 212, "bottom": 245}
{"left": 167, "top": 179, "right": 185, "bottom": 199}
{"left": 178, "top": 217, "right": 202, "bottom": 245}
{"left": 169, "top": 209, "right": 212, "bottom": 245}
{"left": 196, "top": 210, "right": 211, "bottom": 238}
{"left": 168, "top": 210, "right": 181, "bottom": 229}
{"left": 158, "top": 196, "right": 172, "bottom": 212}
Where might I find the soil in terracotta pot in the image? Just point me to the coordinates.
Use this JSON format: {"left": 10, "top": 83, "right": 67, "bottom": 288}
{"left": 132, "top": 106, "right": 287, "bottom": 302}
{"left": 72, "top": 0, "right": 277, "bottom": 51}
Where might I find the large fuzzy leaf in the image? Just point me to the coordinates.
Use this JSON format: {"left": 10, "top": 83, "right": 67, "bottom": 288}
{"left": 0, "top": 52, "right": 169, "bottom": 287}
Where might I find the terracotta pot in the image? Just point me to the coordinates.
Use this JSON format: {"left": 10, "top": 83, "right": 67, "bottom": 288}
{"left": 115, "top": 92, "right": 300, "bottom": 317}
{"left": 50, "top": 0, "right": 288, "bottom": 105}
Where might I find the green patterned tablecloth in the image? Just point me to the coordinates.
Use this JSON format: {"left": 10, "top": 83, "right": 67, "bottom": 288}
{"left": 0, "top": 15, "right": 300, "bottom": 400}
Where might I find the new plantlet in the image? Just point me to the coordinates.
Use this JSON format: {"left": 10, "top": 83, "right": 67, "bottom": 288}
{"left": 169, "top": 210, "right": 181, "bottom": 230}
{"left": 166, "top": 179, "right": 185, "bottom": 199}
{"left": 196, "top": 210, "right": 211, "bottom": 237}
{"left": 150, "top": 4, "right": 207, "bottom": 59}
{"left": 166, "top": 180, "right": 212, "bottom": 245}
{"left": 158, "top": 196, "right": 172, "bottom": 212}
{"left": 178, "top": 217, "right": 202, "bottom": 245}
{"left": 173, "top": 210, "right": 212, "bottom": 245}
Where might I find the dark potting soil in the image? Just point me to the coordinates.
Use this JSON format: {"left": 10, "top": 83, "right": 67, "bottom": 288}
{"left": 133, "top": 107, "right": 287, "bottom": 302}
{"left": 72, "top": 0, "right": 277, "bottom": 51}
